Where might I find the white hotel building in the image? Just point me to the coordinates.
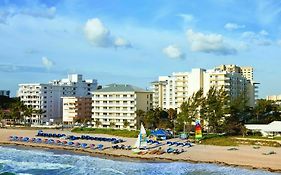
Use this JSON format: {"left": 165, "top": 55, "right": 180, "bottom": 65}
{"left": 17, "top": 74, "right": 97, "bottom": 124}
{"left": 92, "top": 84, "right": 153, "bottom": 130}
{"left": 152, "top": 65, "right": 258, "bottom": 110}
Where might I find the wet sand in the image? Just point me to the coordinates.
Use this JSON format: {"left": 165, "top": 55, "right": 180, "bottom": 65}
{"left": 0, "top": 128, "right": 281, "bottom": 172}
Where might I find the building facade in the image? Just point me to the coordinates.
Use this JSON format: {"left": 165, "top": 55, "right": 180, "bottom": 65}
{"left": 17, "top": 74, "right": 97, "bottom": 124}
{"left": 0, "top": 90, "right": 10, "bottom": 97}
{"left": 92, "top": 84, "right": 153, "bottom": 130}
{"left": 62, "top": 97, "right": 92, "bottom": 124}
{"left": 152, "top": 65, "right": 257, "bottom": 110}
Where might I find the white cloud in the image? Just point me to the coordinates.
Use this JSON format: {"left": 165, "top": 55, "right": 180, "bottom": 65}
{"left": 20, "top": 6, "right": 56, "bottom": 19}
{"left": 186, "top": 29, "right": 237, "bottom": 55}
{"left": 114, "top": 37, "right": 132, "bottom": 48}
{"left": 241, "top": 31, "right": 272, "bottom": 46}
{"left": 177, "top": 13, "right": 194, "bottom": 22}
{"left": 259, "top": 30, "right": 268, "bottom": 36}
{"left": 163, "top": 45, "right": 185, "bottom": 59}
{"left": 0, "top": 6, "right": 56, "bottom": 24}
{"left": 42, "top": 57, "right": 54, "bottom": 69}
{"left": 84, "top": 18, "right": 131, "bottom": 48}
{"left": 224, "top": 22, "right": 245, "bottom": 31}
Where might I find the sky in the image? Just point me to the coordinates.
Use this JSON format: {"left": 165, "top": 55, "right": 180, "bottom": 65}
{"left": 1, "top": 0, "right": 281, "bottom": 97}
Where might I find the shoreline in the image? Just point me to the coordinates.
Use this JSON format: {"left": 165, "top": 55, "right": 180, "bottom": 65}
{"left": 0, "top": 141, "right": 280, "bottom": 173}
{"left": 1, "top": 128, "right": 281, "bottom": 173}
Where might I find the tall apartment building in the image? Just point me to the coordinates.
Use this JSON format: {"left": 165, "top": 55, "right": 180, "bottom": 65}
{"left": 215, "top": 64, "right": 253, "bottom": 81}
{"left": 152, "top": 65, "right": 257, "bottom": 110}
{"left": 17, "top": 74, "right": 97, "bottom": 124}
{"left": 0, "top": 90, "right": 10, "bottom": 97}
{"left": 92, "top": 84, "right": 153, "bottom": 130}
{"left": 62, "top": 97, "right": 92, "bottom": 124}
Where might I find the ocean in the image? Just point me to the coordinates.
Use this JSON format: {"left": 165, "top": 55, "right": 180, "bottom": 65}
{"left": 0, "top": 146, "right": 280, "bottom": 175}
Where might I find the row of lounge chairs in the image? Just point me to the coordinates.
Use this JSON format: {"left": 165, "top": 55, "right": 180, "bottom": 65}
{"left": 166, "top": 147, "right": 185, "bottom": 154}
{"left": 37, "top": 131, "right": 66, "bottom": 138}
{"left": 166, "top": 141, "right": 192, "bottom": 147}
{"left": 36, "top": 131, "right": 124, "bottom": 144}
{"left": 9, "top": 136, "right": 105, "bottom": 150}
{"left": 80, "top": 135, "right": 124, "bottom": 144}
{"left": 112, "top": 144, "right": 132, "bottom": 150}
{"left": 147, "top": 140, "right": 161, "bottom": 145}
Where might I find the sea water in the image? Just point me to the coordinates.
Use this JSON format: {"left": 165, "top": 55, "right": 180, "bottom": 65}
{"left": 0, "top": 146, "right": 280, "bottom": 175}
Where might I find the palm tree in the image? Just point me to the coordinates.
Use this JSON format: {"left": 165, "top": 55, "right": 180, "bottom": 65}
{"left": 10, "top": 100, "right": 26, "bottom": 124}
{"left": 23, "top": 106, "right": 34, "bottom": 125}
{"left": 95, "top": 120, "right": 102, "bottom": 128}
{"left": 109, "top": 122, "right": 116, "bottom": 128}
{"left": 135, "top": 109, "right": 145, "bottom": 129}
{"left": 123, "top": 119, "right": 130, "bottom": 129}
{"left": 35, "top": 109, "right": 46, "bottom": 125}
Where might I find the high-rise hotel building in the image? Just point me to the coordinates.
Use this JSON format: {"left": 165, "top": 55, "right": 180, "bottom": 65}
{"left": 151, "top": 65, "right": 258, "bottom": 110}
{"left": 17, "top": 74, "right": 97, "bottom": 124}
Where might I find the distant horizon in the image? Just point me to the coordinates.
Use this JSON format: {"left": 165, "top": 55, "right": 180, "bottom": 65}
{"left": 1, "top": 0, "right": 281, "bottom": 98}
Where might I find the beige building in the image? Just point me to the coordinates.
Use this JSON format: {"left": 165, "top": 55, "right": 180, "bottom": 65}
{"left": 266, "top": 95, "right": 281, "bottom": 105}
{"left": 266, "top": 95, "right": 281, "bottom": 101}
{"left": 152, "top": 65, "right": 257, "bottom": 110}
{"left": 92, "top": 84, "right": 153, "bottom": 130}
{"left": 62, "top": 97, "right": 92, "bottom": 124}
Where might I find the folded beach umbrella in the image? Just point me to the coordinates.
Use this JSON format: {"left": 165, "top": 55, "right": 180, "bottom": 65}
{"left": 97, "top": 144, "right": 103, "bottom": 150}
{"left": 81, "top": 143, "right": 87, "bottom": 148}
{"left": 90, "top": 144, "right": 95, "bottom": 149}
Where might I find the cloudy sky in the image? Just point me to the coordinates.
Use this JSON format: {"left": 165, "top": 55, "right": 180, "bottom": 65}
{"left": 1, "top": 0, "right": 281, "bottom": 97}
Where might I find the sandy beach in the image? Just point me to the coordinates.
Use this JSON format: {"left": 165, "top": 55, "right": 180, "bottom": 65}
{"left": 0, "top": 128, "right": 281, "bottom": 172}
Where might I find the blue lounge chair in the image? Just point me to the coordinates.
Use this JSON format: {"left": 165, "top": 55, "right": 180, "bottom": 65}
{"left": 67, "top": 141, "right": 74, "bottom": 146}
{"left": 22, "top": 137, "right": 30, "bottom": 142}
{"left": 81, "top": 143, "right": 87, "bottom": 148}
{"left": 97, "top": 144, "right": 103, "bottom": 150}
{"left": 35, "top": 138, "right": 42, "bottom": 143}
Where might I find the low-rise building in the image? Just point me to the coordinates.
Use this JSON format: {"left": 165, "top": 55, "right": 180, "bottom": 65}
{"left": 0, "top": 90, "right": 10, "bottom": 97}
{"left": 92, "top": 84, "right": 153, "bottom": 130}
{"left": 62, "top": 97, "right": 92, "bottom": 124}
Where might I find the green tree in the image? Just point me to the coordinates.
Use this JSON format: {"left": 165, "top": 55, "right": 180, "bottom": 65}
{"left": 203, "top": 87, "right": 229, "bottom": 133}
{"left": 135, "top": 109, "right": 145, "bottom": 129}
{"left": 252, "top": 99, "right": 281, "bottom": 123}
{"left": 10, "top": 100, "right": 26, "bottom": 124}
{"left": 109, "top": 122, "right": 116, "bottom": 128}
{"left": 23, "top": 106, "right": 35, "bottom": 125}
{"left": 123, "top": 119, "right": 130, "bottom": 129}
{"left": 95, "top": 120, "right": 102, "bottom": 128}
{"left": 223, "top": 93, "right": 250, "bottom": 135}
{"left": 35, "top": 109, "right": 46, "bottom": 124}
{"left": 176, "top": 89, "right": 204, "bottom": 132}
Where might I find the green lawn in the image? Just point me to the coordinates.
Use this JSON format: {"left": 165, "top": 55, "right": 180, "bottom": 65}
{"left": 201, "top": 134, "right": 281, "bottom": 147}
{"left": 71, "top": 127, "right": 140, "bottom": 138}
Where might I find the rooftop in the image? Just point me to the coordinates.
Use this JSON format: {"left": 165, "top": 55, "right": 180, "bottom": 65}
{"left": 94, "top": 84, "right": 150, "bottom": 93}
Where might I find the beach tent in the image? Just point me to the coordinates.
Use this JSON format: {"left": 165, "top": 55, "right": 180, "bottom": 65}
{"left": 150, "top": 129, "right": 171, "bottom": 140}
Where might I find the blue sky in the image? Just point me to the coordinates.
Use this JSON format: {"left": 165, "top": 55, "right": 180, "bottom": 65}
{"left": 1, "top": 0, "right": 281, "bottom": 97}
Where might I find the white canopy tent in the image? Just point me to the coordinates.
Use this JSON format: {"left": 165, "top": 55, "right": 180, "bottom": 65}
{"left": 245, "top": 121, "right": 281, "bottom": 137}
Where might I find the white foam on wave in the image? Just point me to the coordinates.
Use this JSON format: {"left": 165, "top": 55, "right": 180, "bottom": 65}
{"left": 0, "top": 159, "right": 73, "bottom": 170}
{"left": 101, "top": 168, "right": 126, "bottom": 175}
{"left": 0, "top": 146, "right": 279, "bottom": 175}
{"left": 0, "top": 146, "right": 54, "bottom": 157}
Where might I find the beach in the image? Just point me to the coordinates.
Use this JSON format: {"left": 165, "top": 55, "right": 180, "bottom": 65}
{"left": 0, "top": 128, "right": 281, "bottom": 173}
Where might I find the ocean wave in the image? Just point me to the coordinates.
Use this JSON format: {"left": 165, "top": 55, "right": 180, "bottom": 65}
{"left": 0, "top": 159, "right": 73, "bottom": 170}
{"left": 0, "top": 146, "right": 279, "bottom": 175}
